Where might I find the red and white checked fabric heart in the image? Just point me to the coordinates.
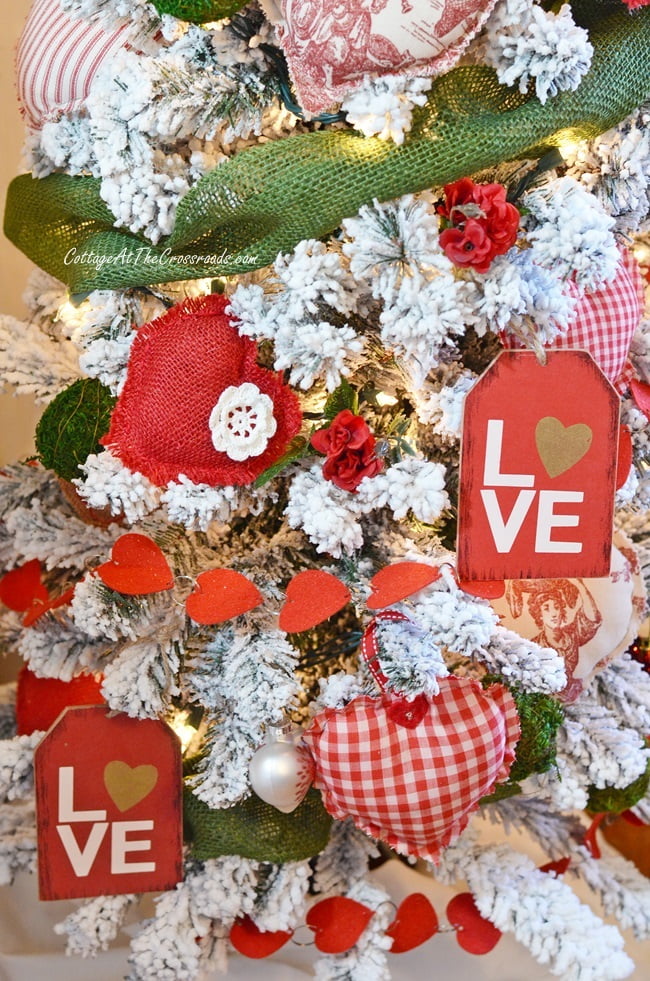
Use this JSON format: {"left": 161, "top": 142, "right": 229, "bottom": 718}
{"left": 503, "top": 247, "right": 643, "bottom": 391}
{"left": 16, "top": 0, "right": 129, "bottom": 129}
{"left": 303, "top": 677, "right": 520, "bottom": 862}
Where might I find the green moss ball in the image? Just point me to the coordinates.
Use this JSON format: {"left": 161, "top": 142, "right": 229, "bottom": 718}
{"left": 35, "top": 378, "right": 116, "bottom": 483}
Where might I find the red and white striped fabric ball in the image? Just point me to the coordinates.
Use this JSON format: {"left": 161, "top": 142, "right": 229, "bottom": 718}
{"left": 16, "top": 0, "right": 129, "bottom": 129}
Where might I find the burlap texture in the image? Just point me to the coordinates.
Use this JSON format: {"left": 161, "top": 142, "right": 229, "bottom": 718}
{"left": 102, "top": 293, "right": 303, "bottom": 486}
{"left": 183, "top": 786, "right": 333, "bottom": 862}
{"left": 4, "top": 1, "right": 649, "bottom": 291}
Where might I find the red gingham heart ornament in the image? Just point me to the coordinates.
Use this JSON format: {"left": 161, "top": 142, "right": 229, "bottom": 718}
{"left": 303, "top": 677, "right": 520, "bottom": 862}
{"left": 502, "top": 247, "right": 643, "bottom": 390}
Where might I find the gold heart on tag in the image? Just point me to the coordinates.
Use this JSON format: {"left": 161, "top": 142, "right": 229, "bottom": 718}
{"left": 535, "top": 416, "right": 593, "bottom": 478}
{"left": 103, "top": 760, "right": 158, "bottom": 812}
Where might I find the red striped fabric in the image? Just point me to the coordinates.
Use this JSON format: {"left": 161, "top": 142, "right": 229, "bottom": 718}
{"left": 16, "top": 0, "right": 129, "bottom": 129}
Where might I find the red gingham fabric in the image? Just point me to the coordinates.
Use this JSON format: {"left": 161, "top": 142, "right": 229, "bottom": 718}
{"left": 303, "top": 677, "right": 520, "bottom": 862}
{"left": 16, "top": 0, "right": 129, "bottom": 129}
{"left": 503, "top": 247, "right": 643, "bottom": 391}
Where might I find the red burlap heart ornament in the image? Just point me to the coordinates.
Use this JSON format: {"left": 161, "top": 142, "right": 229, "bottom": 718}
{"left": 16, "top": 0, "right": 131, "bottom": 130}
{"left": 278, "top": 570, "right": 351, "bottom": 632}
{"left": 303, "top": 677, "right": 520, "bottom": 861}
{"left": 366, "top": 562, "right": 440, "bottom": 610}
{"left": 386, "top": 892, "right": 439, "bottom": 953}
{"left": 306, "top": 897, "right": 374, "bottom": 953}
{"left": 446, "top": 893, "right": 502, "bottom": 954}
{"left": 185, "top": 568, "right": 263, "bottom": 624}
{"left": 95, "top": 534, "right": 174, "bottom": 595}
{"left": 229, "top": 916, "right": 293, "bottom": 958}
{"left": 0, "top": 559, "right": 48, "bottom": 612}
{"left": 103, "top": 294, "right": 302, "bottom": 486}
{"left": 502, "top": 247, "right": 643, "bottom": 390}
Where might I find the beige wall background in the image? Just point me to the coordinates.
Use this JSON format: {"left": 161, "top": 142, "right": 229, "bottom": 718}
{"left": 0, "top": 2, "right": 43, "bottom": 464}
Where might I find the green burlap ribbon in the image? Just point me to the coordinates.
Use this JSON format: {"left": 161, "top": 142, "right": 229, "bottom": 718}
{"left": 5, "top": 1, "right": 650, "bottom": 292}
{"left": 183, "top": 786, "right": 333, "bottom": 863}
{"left": 151, "top": 0, "right": 247, "bottom": 23}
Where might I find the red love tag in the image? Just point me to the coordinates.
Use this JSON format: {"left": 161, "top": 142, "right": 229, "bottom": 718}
{"left": 0, "top": 559, "right": 49, "bottom": 612}
{"left": 95, "top": 534, "right": 174, "bottom": 595}
{"left": 386, "top": 892, "right": 439, "bottom": 953}
{"left": 229, "top": 916, "right": 293, "bottom": 958}
{"left": 34, "top": 706, "right": 182, "bottom": 900}
{"left": 458, "top": 351, "right": 619, "bottom": 580}
{"left": 306, "top": 897, "right": 374, "bottom": 953}
{"left": 446, "top": 893, "right": 502, "bottom": 955}
{"left": 366, "top": 562, "right": 440, "bottom": 610}
{"left": 185, "top": 569, "right": 263, "bottom": 625}
{"left": 278, "top": 570, "right": 351, "bottom": 632}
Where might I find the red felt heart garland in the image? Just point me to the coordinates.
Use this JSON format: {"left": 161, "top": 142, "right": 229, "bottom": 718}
{"left": 230, "top": 890, "right": 504, "bottom": 959}
{"left": 95, "top": 533, "right": 174, "bottom": 595}
{"left": 185, "top": 568, "right": 263, "bottom": 625}
{"left": 278, "top": 569, "right": 351, "bottom": 632}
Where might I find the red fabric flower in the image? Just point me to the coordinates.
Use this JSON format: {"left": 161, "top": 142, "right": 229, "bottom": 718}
{"left": 311, "top": 410, "right": 383, "bottom": 492}
{"left": 438, "top": 178, "right": 520, "bottom": 273}
{"left": 620, "top": 0, "right": 649, "bottom": 8}
{"left": 103, "top": 294, "right": 302, "bottom": 486}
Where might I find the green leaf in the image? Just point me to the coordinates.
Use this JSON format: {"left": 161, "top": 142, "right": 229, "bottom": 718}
{"left": 253, "top": 436, "right": 309, "bottom": 488}
{"left": 323, "top": 379, "right": 358, "bottom": 421}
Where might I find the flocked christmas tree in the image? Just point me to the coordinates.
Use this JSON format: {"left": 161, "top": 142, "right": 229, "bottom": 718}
{"left": 1, "top": 0, "right": 650, "bottom": 977}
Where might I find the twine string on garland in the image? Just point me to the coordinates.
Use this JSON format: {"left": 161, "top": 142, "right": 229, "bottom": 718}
{"left": 4, "top": 1, "right": 650, "bottom": 292}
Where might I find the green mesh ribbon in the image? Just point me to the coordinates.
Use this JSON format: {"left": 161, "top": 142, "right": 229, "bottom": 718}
{"left": 151, "top": 0, "right": 247, "bottom": 23}
{"left": 5, "top": 1, "right": 650, "bottom": 292}
{"left": 183, "top": 786, "right": 333, "bottom": 863}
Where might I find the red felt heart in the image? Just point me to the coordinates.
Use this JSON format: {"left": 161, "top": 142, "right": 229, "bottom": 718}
{"left": 304, "top": 678, "right": 520, "bottom": 862}
{"left": 15, "top": 665, "right": 105, "bottom": 736}
{"left": 386, "top": 892, "right": 439, "bottom": 953}
{"left": 306, "top": 897, "right": 374, "bottom": 954}
{"left": 185, "top": 569, "right": 263, "bottom": 625}
{"left": 539, "top": 857, "right": 571, "bottom": 877}
{"left": 23, "top": 585, "right": 76, "bottom": 627}
{"left": 0, "top": 559, "right": 49, "bottom": 612}
{"left": 366, "top": 563, "right": 440, "bottom": 610}
{"left": 95, "top": 534, "right": 174, "bottom": 595}
{"left": 459, "top": 579, "right": 505, "bottom": 600}
{"left": 631, "top": 378, "right": 650, "bottom": 419}
{"left": 278, "top": 570, "right": 351, "bottom": 633}
{"left": 383, "top": 693, "right": 430, "bottom": 729}
{"left": 229, "top": 916, "right": 292, "bottom": 959}
{"left": 446, "top": 893, "right": 502, "bottom": 955}
{"left": 616, "top": 424, "right": 633, "bottom": 491}
{"left": 621, "top": 808, "right": 646, "bottom": 827}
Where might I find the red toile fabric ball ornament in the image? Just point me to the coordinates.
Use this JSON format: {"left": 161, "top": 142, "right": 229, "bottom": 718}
{"left": 16, "top": 665, "right": 105, "bottom": 736}
{"left": 103, "top": 294, "right": 303, "bottom": 486}
{"left": 437, "top": 178, "right": 520, "bottom": 273}
{"left": 303, "top": 677, "right": 520, "bottom": 862}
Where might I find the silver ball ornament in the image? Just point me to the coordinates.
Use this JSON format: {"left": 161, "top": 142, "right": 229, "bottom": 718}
{"left": 249, "top": 726, "right": 314, "bottom": 814}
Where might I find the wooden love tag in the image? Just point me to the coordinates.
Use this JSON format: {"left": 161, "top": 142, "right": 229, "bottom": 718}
{"left": 457, "top": 351, "right": 619, "bottom": 581}
{"left": 34, "top": 706, "right": 182, "bottom": 900}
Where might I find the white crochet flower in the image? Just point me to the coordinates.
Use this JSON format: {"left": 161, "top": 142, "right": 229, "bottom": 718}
{"left": 209, "top": 383, "right": 277, "bottom": 461}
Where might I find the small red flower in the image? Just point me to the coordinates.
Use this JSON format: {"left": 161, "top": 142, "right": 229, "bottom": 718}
{"left": 620, "top": 0, "right": 649, "bottom": 8}
{"left": 438, "top": 178, "right": 520, "bottom": 273}
{"left": 311, "top": 410, "right": 383, "bottom": 492}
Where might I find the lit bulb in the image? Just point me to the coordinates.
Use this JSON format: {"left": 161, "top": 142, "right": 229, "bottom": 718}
{"left": 170, "top": 710, "right": 197, "bottom": 752}
{"left": 375, "top": 392, "right": 398, "bottom": 407}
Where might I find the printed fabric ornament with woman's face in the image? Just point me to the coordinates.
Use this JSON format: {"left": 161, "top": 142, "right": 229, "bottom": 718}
{"left": 491, "top": 532, "right": 646, "bottom": 702}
